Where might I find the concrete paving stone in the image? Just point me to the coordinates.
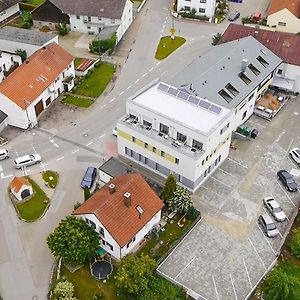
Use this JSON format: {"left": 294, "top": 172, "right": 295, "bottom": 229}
{"left": 220, "top": 159, "right": 249, "bottom": 177}
{"left": 195, "top": 188, "right": 227, "bottom": 210}
{"left": 211, "top": 168, "right": 241, "bottom": 188}
{"left": 207, "top": 176, "right": 233, "bottom": 196}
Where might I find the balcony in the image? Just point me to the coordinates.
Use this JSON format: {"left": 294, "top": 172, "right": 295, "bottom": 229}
{"left": 120, "top": 116, "right": 205, "bottom": 160}
{"left": 83, "top": 19, "right": 105, "bottom": 26}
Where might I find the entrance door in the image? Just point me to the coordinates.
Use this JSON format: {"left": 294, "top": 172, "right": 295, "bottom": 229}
{"left": 34, "top": 100, "right": 43, "bottom": 117}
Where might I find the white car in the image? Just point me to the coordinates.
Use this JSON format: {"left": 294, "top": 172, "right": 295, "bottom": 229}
{"left": 289, "top": 148, "right": 300, "bottom": 165}
{"left": 263, "top": 197, "right": 287, "bottom": 222}
{"left": 0, "top": 149, "right": 9, "bottom": 160}
{"left": 14, "top": 154, "right": 42, "bottom": 169}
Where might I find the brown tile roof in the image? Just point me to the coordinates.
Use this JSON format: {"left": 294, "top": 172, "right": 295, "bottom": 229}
{"left": 220, "top": 24, "right": 300, "bottom": 66}
{"left": 73, "top": 173, "right": 164, "bottom": 247}
{"left": 268, "top": 0, "right": 300, "bottom": 18}
{"left": 10, "top": 176, "right": 30, "bottom": 193}
{"left": 50, "top": 0, "right": 127, "bottom": 19}
{"left": 0, "top": 43, "right": 73, "bottom": 109}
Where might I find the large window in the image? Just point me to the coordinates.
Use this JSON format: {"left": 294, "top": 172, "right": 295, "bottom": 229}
{"left": 86, "top": 218, "right": 96, "bottom": 230}
{"left": 238, "top": 72, "right": 252, "bottom": 85}
{"left": 177, "top": 132, "right": 187, "bottom": 143}
{"left": 184, "top": 6, "right": 191, "bottom": 11}
{"left": 159, "top": 123, "right": 169, "bottom": 134}
{"left": 278, "top": 21, "right": 286, "bottom": 26}
{"left": 192, "top": 139, "right": 203, "bottom": 150}
{"left": 199, "top": 8, "right": 205, "bottom": 13}
{"left": 248, "top": 64, "right": 260, "bottom": 76}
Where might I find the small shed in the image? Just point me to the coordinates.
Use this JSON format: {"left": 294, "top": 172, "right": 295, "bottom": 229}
{"left": 10, "top": 176, "right": 33, "bottom": 201}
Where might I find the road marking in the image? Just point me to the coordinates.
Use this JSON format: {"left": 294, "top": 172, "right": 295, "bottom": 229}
{"left": 218, "top": 168, "right": 239, "bottom": 178}
{"left": 56, "top": 156, "right": 64, "bottom": 161}
{"left": 109, "top": 97, "right": 116, "bottom": 103}
{"left": 248, "top": 238, "right": 267, "bottom": 270}
{"left": 257, "top": 224, "right": 276, "bottom": 255}
{"left": 174, "top": 256, "right": 196, "bottom": 280}
{"left": 276, "top": 181, "right": 296, "bottom": 207}
{"left": 164, "top": 20, "right": 167, "bottom": 24}
{"left": 72, "top": 149, "right": 79, "bottom": 154}
{"left": 98, "top": 134, "right": 105, "bottom": 139}
{"left": 190, "top": 38, "right": 194, "bottom": 42}
{"left": 100, "top": 104, "right": 106, "bottom": 109}
{"left": 40, "top": 162, "right": 46, "bottom": 172}
{"left": 127, "top": 85, "right": 132, "bottom": 89}
{"left": 210, "top": 176, "right": 232, "bottom": 188}
{"left": 1, "top": 174, "right": 13, "bottom": 179}
{"left": 142, "top": 72, "right": 148, "bottom": 77}
{"left": 53, "top": 143, "right": 59, "bottom": 148}
{"left": 229, "top": 274, "right": 238, "bottom": 300}
{"left": 119, "top": 91, "right": 124, "bottom": 96}
{"left": 15, "top": 149, "right": 18, "bottom": 157}
{"left": 86, "top": 141, "right": 94, "bottom": 147}
{"left": 149, "top": 67, "right": 154, "bottom": 72}
{"left": 22, "top": 166, "right": 28, "bottom": 176}
{"left": 50, "top": 139, "right": 55, "bottom": 143}
{"left": 243, "top": 258, "right": 253, "bottom": 288}
{"left": 135, "top": 78, "right": 140, "bottom": 83}
{"left": 227, "top": 157, "right": 248, "bottom": 169}
{"left": 274, "top": 130, "right": 286, "bottom": 143}
{"left": 156, "top": 62, "right": 160, "bottom": 66}
{"left": 43, "top": 163, "right": 48, "bottom": 167}
{"left": 212, "top": 275, "right": 220, "bottom": 300}
{"left": 287, "top": 138, "right": 294, "bottom": 152}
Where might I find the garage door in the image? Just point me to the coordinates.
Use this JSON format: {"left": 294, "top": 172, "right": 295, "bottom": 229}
{"left": 34, "top": 100, "right": 44, "bottom": 117}
{"left": 21, "top": 189, "right": 30, "bottom": 199}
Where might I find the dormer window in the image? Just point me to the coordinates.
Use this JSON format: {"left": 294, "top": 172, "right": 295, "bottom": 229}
{"left": 248, "top": 64, "right": 260, "bottom": 76}
{"left": 218, "top": 89, "right": 233, "bottom": 103}
{"left": 225, "top": 83, "right": 239, "bottom": 96}
{"left": 256, "top": 56, "right": 269, "bottom": 68}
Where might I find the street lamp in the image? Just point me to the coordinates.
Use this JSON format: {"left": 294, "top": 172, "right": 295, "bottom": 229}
{"left": 23, "top": 99, "right": 30, "bottom": 129}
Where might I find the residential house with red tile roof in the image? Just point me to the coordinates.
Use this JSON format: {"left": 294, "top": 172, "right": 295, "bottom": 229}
{"left": 267, "top": 0, "right": 300, "bottom": 33}
{"left": 220, "top": 24, "right": 300, "bottom": 93}
{"left": 10, "top": 176, "right": 33, "bottom": 201}
{"left": 73, "top": 173, "right": 164, "bottom": 260}
{"left": 0, "top": 42, "right": 74, "bottom": 129}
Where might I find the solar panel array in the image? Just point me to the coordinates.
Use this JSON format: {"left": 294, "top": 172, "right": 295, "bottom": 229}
{"left": 157, "top": 83, "right": 222, "bottom": 115}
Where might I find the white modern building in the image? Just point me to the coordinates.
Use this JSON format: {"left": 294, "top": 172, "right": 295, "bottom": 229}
{"left": 177, "top": 0, "right": 216, "bottom": 19}
{"left": 0, "top": 51, "right": 22, "bottom": 82}
{"left": 0, "top": 0, "right": 20, "bottom": 24}
{"left": 73, "top": 173, "right": 164, "bottom": 260}
{"left": 0, "top": 26, "right": 58, "bottom": 57}
{"left": 117, "top": 37, "right": 282, "bottom": 191}
{"left": 0, "top": 43, "right": 74, "bottom": 129}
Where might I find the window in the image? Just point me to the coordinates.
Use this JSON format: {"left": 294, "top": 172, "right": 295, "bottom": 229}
{"left": 143, "top": 120, "right": 152, "bottom": 128}
{"left": 111, "top": 19, "right": 115, "bottom": 24}
{"left": 225, "top": 83, "right": 239, "bottom": 96}
{"left": 278, "top": 21, "right": 286, "bottom": 26}
{"left": 204, "top": 170, "right": 207, "bottom": 177}
{"left": 159, "top": 123, "right": 169, "bottom": 134}
{"left": 144, "top": 142, "right": 148, "bottom": 149}
{"left": 88, "top": 16, "right": 91, "bottom": 22}
{"left": 256, "top": 55, "right": 269, "bottom": 67}
{"left": 161, "top": 151, "right": 165, "bottom": 157}
{"left": 218, "top": 89, "right": 233, "bottom": 103}
{"left": 238, "top": 72, "right": 252, "bottom": 85}
{"left": 249, "top": 92, "right": 254, "bottom": 100}
{"left": 185, "top": 0, "right": 191, "bottom": 1}
{"left": 99, "top": 227, "right": 105, "bottom": 237}
{"left": 175, "top": 158, "right": 179, "bottom": 164}
{"left": 248, "top": 64, "right": 260, "bottom": 76}
{"left": 277, "top": 69, "right": 283, "bottom": 75}
{"left": 152, "top": 146, "right": 156, "bottom": 153}
{"left": 201, "top": 160, "right": 204, "bottom": 166}
{"left": 199, "top": 8, "right": 205, "bottom": 13}
{"left": 106, "top": 242, "right": 113, "bottom": 251}
{"left": 87, "top": 26, "right": 91, "bottom": 29}
{"left": 76, "top": 15, "right": 80, "bottom": 19}
{"left": 98, "top": 17, "right": 102, "bottom": 21}
{"left": 129, "top": 113, "right": 137, "bottom": 120}
{"left": 242, "top": 111, "right": 247, "bottom": 120}
{"left": 192, "top": 139, "right": 203, "bottom": 150}
{"left": 177, "top": 132, "right": 187, "bottom": 143}
{"left": 86, "top": 218, "right": 96, "bottom": 229}
{"left": 200, "top": 0, "right": 206, "bottom": 2}
{"left": 132, "top": 136, "right": 136, "bottom": 142}
{"left": 220, "top": 123, "right": 230, "bottom": 135}
{"left": 184, "top": 6, "right": 191, "bottom": 11}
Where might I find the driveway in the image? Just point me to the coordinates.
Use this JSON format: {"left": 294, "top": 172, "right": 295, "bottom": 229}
{"left": 157, "top": 96, "right": 300, "bottom": 300}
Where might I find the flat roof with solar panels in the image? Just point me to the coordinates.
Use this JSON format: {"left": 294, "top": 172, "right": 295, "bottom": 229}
{"left": 129, "top": 81, "right": 231, "bottom": 135}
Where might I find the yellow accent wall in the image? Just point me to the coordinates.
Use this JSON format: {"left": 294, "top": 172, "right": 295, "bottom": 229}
{"left": 118, "top": 130, "right": 131, "bottom": 141}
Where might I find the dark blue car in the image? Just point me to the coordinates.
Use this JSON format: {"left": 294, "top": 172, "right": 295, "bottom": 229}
{"left": 81, "top": 167, "right": 97, "bottom": 189}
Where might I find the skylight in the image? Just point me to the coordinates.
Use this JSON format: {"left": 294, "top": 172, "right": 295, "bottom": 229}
{"left": 218, "top": 89, "right": 233, "bottom": 103}
{"left": 256, "top": 55, "right": 269, "bottom": 68}
{"left": 248, "top": 64, "right": 261, "bottom": 76}
{"left": 225, "top": 83, "right": 239, "bottom": 96}
{"left": 238, "top": 72, "right": 252, "bottom": 85}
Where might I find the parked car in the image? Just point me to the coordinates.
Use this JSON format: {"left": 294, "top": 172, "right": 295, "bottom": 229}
{"left": 81, "top": 167, "right": 97, "bottom": 189}
{"left": 14, "top": 154, "right": 42, "bottom": 169}
{"left": 258, "top": 214, "right": 279, "bottom": 237}
{"left": 277, "top": 170, "right": 298, "bottom": 192}
{"left": 228, "top": 11, "right": 240, "bottom": 21}
{"left": 0, "top": 149, "right": 9, "bottom": 160}
{"left": 289, "top": 148, "right": 300, "bottom": 165}
{"left": 112, "top": 127, "right": 117, "bottom": 137}
{"left": 263, "top": 197, "right": 287, "bottom": 222}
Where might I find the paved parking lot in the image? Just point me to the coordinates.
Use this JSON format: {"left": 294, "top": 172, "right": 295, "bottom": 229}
{"left": 157, "top": 97, "right": 300, "bottom": 300}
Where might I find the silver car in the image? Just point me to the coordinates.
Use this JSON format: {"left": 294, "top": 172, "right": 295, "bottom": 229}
{"left": 263, "top": 197, "right": 287, "bottom": 222}
{"left": 14, "top": 154, "right": 42, "bottom": 169}
{"left": 258, "top": 214, "right": 279, "bottom": 238}
{"left": 0, "top": 149, "right": 9, "bottom": 160}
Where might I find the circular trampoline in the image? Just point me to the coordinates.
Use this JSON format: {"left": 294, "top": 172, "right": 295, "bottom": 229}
{"left": 91, "top": 260, "right": 113, "bottom": 280}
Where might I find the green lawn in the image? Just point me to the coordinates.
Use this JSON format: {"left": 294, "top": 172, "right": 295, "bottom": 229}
{"left": 15, "top": 177, "right": 49, "bottom": 221}
{"left": 63, "top": 96, "right": 94, "bottom": 108}
{"left": 42, "top": 170, "right": 59, "bottom": 188}
{"left": 24, "top": 0, "right": 45, "bottom": 6}
{"left": 155, "top": 36, "right": 186, "bottom": 60}
{"left": 75, "top": 62, "right": 115, "bottom": 98}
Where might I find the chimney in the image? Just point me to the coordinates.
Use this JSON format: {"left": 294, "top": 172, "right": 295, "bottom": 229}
{"left": 124, "top": 192, "right": 131, "bottom": 207}
{"left": 241, "top": 59, "right": 248, "bottom": 73}
{"left": 108, "top": 183, "right": 115, "bottom": 194}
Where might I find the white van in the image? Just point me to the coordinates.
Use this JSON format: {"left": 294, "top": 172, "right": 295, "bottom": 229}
{"left": 0, "top": 149, "right": 9, "bottom": 160}
{"left": 14, "top": 154, "right": 42, "bottom": 169}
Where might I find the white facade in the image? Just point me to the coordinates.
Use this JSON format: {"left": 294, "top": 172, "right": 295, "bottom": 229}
{"left": 273, "top": 62, "right": 300, "bottom": 92}
{"left": 77, "top": 210, "right": 161, "bottom": 260}
{"left": 0, "top": 52, "right": 22, "bottom": 82}
{"left": 267, "top": 9, "right": 300, "bottom": 34}
{"left": 177, "top": 0, "right": 216, "bottom": 18}
{"left": 0, "top": 3, "right": 20, "bottom": 23}
{"left": 0, "top": 63, "right": 74, "bottom": 129}
{"left": 69, "top": 0, "right": 132, "bottom": 42}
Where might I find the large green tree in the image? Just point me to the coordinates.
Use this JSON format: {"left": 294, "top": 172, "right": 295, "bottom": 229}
{"left": 168, "top": 186, "right": 192, "bottom": 213}
{"left": 47, "top": 216, "right": 99, "bottom": 264}
{"left": 115, "top": 254, "right": 156, "bottom": 295}
{"left": 161, "top": 174, "right": 177, "bottom": 202}
{"left": 263, "top": 267, "right": 300, "bottom": 300}
{"left": 289, "top": 228, "right": 300, "bottom": 259}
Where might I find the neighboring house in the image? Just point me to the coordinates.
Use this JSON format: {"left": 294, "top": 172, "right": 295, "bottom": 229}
{"left": 10, "top": 176, "right": 33, "bottom": 201}
{"left": 73, "top": 173, "right": 164, "bottom": 260}
{"left": 0, "top": 109, "right": 7, "bottom": 132}
{"left": 177, "top": 0, "right": 216, "bottom": 19}
{"left": 267, "top": 0, "right": 300, "bottom": 33}
{"left": 0, "top": 51, "right": 22, "bottom": 82}
{"left": 0, "top": 0, "right": 20, "bottom": 24}
{"left": 220, "top": 23, "right": 300, "bottom": 93}
{"left": 33, "top": 0, "right": 133, "bottom": 43}
{"left": 117, "top": 37, "right": 282, "bottom": 192}
{"left": 0, "top": 26, "right": 58, "bottom": 57}
{"left": 0, "top": 43, "right": 74, "bottom": 129}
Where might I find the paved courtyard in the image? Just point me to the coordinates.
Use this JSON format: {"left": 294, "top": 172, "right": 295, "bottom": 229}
{"left": 157, "top": 97, "right": 300, "bottom": 300}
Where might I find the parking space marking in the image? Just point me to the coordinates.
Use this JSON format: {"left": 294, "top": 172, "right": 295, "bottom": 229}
{"left": 56, "top": 156, "right": 64, "bottom": 161}
{"left": 100, "top": 104, "right": 106, "bottom": 109}
{"left": 230, "top": 274, "right": 238, "bottom": 300}
{"left": 174, "top": 256, "right": 196, "bottom": 280}
{"left": 212, "top": 275, "right": 220, "bottom": 300}
{"left": 72, "top": 149, "right": 79, "bottom": 154}
{"left": 287, "top": 138, "right": 294, "bottom": 152}
{"left": 135, "top": 78, "right": 140, "bottom": 83}
{"left": 119, "top": 91, "right": 124, "bottom": 96}
{"left": 15, "top": 149, "right": 18, "bottom": 157}
{"left": 109, "top": 98, "right": 116, "bottom": 103}
{"left": 1, "top": 174, "right": 13, "bottom": 179}
{"left": 243, "top": 258, "right": 253, "bottom": 288}
{"left": 248, "top": 238, "right": 267, "bottom": 270}
{"left": 142, "top": 72, "right": 148, "bottom": 77}
{"left": 227, "top": 157, "right": 248, "bottom": 169}
{"left": 210, "top": 176, "right": 232, "bottom": 188}
{"left": 218, "top": 167, "right": 239, "bottom": 178}
{"left": 86, "top": 141, "right": 94, "bottom": 147}
{"left": 98, "top": 134, "right": 105, "bottom": 139}
{"left": 127, "top": 85, "right": 132, "bottom": 90}
{"left": 246, "top": 119, "right": 266, "bottom": 129}
{"left": 256, "top": 224, "right": 276, "bottom": 255}
{"left": 276, "top": 181, "right": 296, "bottom": 207}
{"left": 149, "top": 67, "right": 154, "bottom": 72}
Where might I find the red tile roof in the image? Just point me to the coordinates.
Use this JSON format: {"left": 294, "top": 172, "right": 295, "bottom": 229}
{"left": 0, "top": 42, "right": 73, "bottom": 109}
{"left": 220, "top": 24, "right": 300, "bottom": 66}
{"left": 10, "top": 176, "right": 30, "bottom": 193}
{"left": 268, "top": 0, "right": 300, "bottom": 18}
{"left": 73, "top": 173, "right": 164, "bottom": 247}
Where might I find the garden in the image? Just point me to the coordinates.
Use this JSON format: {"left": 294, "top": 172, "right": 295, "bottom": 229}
{"left": 155, "top": 36, "right": 186, "bottom": 60}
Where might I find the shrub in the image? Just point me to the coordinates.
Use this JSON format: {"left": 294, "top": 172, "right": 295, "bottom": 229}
{"left": 89, "top": 33, "right": 117, "bottom": 54}
{"left": 187, "top": 206, "right": 200, "bottom": 220}
{"left": 289, "top": 228, "right": 300, "bottom": 258}
{"left": 84, "top": 187, "right": 91, "bottom": 201}
{"left": 56, "top": 22, "right": 68, "bottom": 36}
{"left": 53, "top": 280, "right": 77, "bottom": 300}
{"left": 168, "top": 186, "right": 192, "bottom": 213}
{"left": 161, "top": 174, "right": 177, "bottom": 202}
{"left": 73, "top": 202, "right": 81, "bottom": 210}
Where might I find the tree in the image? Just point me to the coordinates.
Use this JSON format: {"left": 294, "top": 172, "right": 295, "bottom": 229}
{"left": 53, "top": 280, "right": 77, "bottom": 300}
{"left": 289, "top": 228, "right": 300, "bottom": 258}
{"left": 47, "top": 216, "right": 99, "bottom": 265}
{"left": 56, "top": 22, "right": 68, "bottom": 36}
{"left": 15, "top": 49, "right": 27, "bottom": 62}
{"left": 211, "top": 33, "right": 222, "bottom": 46}
{"left": 263, "top": 267, "right": 300, "bottom": 300}
{"left": 168, "top": 186, "right": 192, "bottom": 213}
{"left": 187, "top": 206, "right": 200, "bottom": 220}
{"left": 161, "top": 174, "right": 177, "bottom": 202}
{"left": 115, "top": 254, "right": 156, "bottom": 295}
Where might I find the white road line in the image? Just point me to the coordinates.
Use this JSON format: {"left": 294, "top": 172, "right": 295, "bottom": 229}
{"left": 127, "top": 85, "right": 132, "bottom": 89}
{"left": 212, "top": 275, "right": 220, "bottom": 300}
{"left": 100, "top": 104, "right": 106, "bottom": 109}
{"left": 229, "top": 274, "right": 238, "bottom": 300}
{"left": 156, "top": 62, "right": 160, "bottom": 66}
{"left": 72, "top": 149, "right": 79, "bottom": 154}
{"left": 86, "top": 141, "right": 94, "bottom": 147}
{"left": 119, "top": 91, "right": 124, "bottom": 96}
{"left": 43, "top": 163, "right": 48, "bottom": 167}
{"left": 53, "top": 143, "right": 59, "bottom": 148}
{"left": 109, "top": 98, "right": 116, "bottom": 103}
{"left": 190, "top": 38, "right": 194, "bottom": 42}
{"left": 243, "top": 258, "right": 253, "bottom": 288}
{"left": 210, "top": 176, "right": 232, "bottom": 188}
{"left": 15, "top": 149, "right": 18, "bottom": 157}
{"left": 22, "top": 166, "right": 28, "bottom": 176}
{"left": 218, "top": 168, "right": 239, "bottom": 178}
{"left": 98, "top": 134, "right": 105, "bottom": 139}
{"left": 142, "top": 73, "right": 148, "bottom": 77}
{"left": 248, "top": 238, "right": 267, "bottom": 270}
{"left": 276, "top": 181, "right": 296, "bottom": 207}
{"left": 164, "top": 20, "right": 167, "bottom": 24}
{"left": 174, "top": 256, "right": 196, "bottom": 280}
{"left": 227, "top": 157, "right": 248, "bottom": 169}
{"left": 40, "top": 162, "right": 46, "bottom": 172}
{"left": 257, "top": 224, "right": 276, "bottom": 255}
{"left": 135, "top": 78, "right": 140, "bottom": 83}
{"left": 50, "top": 139, "right": 55, "bottom": 143}
{"left": 56, "top": 156, "right": 64, "bottom": 161}
{"left": 0, "top": 172, "right": 4, "bottom": 178}
{"left": 274, "top": 130, "right": 286, "bottom": 143}
{"left": 2, "top": 174, "right": 13, "bottom": 179}
{"left": 287, "top": 138, "right": 294, "bottom": 152}
{"left": 149, "top": 67, "right": 154, "bottom": 72}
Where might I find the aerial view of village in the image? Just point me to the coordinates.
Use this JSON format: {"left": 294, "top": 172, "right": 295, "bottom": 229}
{"left": 0, "top": 0, "right": 299, "bottom": 299}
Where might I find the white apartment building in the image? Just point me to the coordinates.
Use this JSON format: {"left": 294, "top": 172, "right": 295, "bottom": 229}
{"left": 117, "top": 37, "right": 282, "bottom": 192}
{"left": 177, "top": 0, "right": 216, "bottom": 19}
{"left": 0, "top": 51, "right": 22, "bottom": 82}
